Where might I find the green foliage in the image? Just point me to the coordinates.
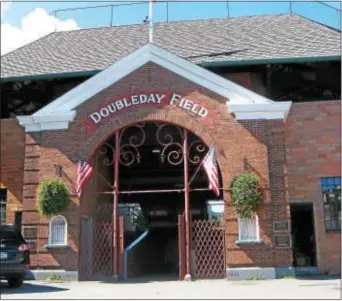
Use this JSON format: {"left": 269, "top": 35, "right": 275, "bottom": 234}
{"left": 38, "top": 178, "right": 70, "bottom": 217}
{"left": 46, "top": 275, "right": 64, "bottom": 282}
{"left": 250, "top": 273, "right": 264, "bottom": 280}
{"left": 230, "top": 172, "right": 263, "bottom": 219}
{"left": 281, "top": 275, "right": 295, "bottom": 279}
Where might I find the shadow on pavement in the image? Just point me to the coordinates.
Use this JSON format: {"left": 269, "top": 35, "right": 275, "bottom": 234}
{"left": 295, "top": 274, "right": 341, "bottom": 281}
{"left": 93, "top": 273, "right": 180, "bottom": 284}
{"left": 0, "top": 281, "right": 69, "bottom": 295}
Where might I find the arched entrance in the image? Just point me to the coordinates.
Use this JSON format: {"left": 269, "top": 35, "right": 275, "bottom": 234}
{"left": 79, "top": 122, "right": 225, "bottom": 281}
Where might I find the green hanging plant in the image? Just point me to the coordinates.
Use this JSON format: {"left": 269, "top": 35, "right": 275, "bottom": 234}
{"left": 38, "top": 178, "right": 70, "bottom": 217}
{"left": 230, "top": 172, "right": 263, "bottom": 219}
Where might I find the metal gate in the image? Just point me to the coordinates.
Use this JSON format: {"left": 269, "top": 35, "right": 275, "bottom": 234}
{"left": 79, "top": 215, "right": 124, "bottom": 280}
{"left": 92, "top": 219, "right": 113, "bottom": 277}
{"left": 192, "top": 219, "right": 225, "bottom": 278}
{"left": 79, "top": 122, "right": 223, "bottom": 281}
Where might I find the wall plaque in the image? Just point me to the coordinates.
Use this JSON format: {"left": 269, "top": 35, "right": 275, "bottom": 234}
{"left": 27, "top": 241, "right": 37, "bottom": 251}
{"left": 273, "top": 220, "right": 290, "bottom": 232}
{"left": 274, "top": 234, "right": 291, "bottom": 248}
{"left": 23, "top": 227, "right": 37, "bottom": 240}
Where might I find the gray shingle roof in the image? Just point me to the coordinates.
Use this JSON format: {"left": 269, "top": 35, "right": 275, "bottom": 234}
{"left": 1, "top": 13, "right": 340, "bottom": 80}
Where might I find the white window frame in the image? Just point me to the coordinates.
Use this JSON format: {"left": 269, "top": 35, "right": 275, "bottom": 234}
{"left": 48, "top": 215, "right": 68, "bottom": 246}
{"left": 237, "top": 215, "right": 260, "bottom": 243}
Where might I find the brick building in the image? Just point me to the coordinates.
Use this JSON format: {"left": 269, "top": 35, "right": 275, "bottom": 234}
{"left": 0, "top": 14, "right": 340, "bottom": 280}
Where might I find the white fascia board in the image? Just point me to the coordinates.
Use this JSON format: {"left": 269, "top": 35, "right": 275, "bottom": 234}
{"left": 228, "top": 101, "right": 292, "bottom": 120}
{"left": 17, "top": 111, "right": 76, "bottom": 132}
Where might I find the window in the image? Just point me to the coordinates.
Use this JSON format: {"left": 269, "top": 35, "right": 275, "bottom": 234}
{"left": 238, "top": 215, "right": 260, "bottom": 242}
{"left": 0, "top": 189, "right": 7, "bottom": 223}
{"left": 321, "top": 177, "right": 341, "bottom": 231}
{"left": 48, "top": 216, "right": 67, "bottom": 246}
{"left": 206, "top": 200, "right": 224, "bottom": 220}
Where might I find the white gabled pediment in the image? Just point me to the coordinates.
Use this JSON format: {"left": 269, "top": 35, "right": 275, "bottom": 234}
{"left": 17, "top": 43, "right": 291, "bottom": 132}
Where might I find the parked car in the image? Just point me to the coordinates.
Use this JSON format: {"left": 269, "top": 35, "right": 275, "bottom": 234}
{"left": 0, "top": 223, "right": 30, "bottom": 288}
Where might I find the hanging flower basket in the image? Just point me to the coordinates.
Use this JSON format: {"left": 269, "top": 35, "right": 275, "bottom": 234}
{"left": 38, "top": 178, "right": 70, "bottom": 217}
{"left": 230, "top": 172, "right": 264, "bottom": 219}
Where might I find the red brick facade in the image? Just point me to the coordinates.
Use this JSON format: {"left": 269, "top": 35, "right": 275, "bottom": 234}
{"left": 285, "top": 101, "right": 341, "bottom": 274}
{"left": 0, "top": 64, "right": 340, "bottom": 276}
{"left": 0, "top": 119, "right": 25, "bottom": 223}
{"left": 17, "top": 63, "right": 292, "bottom": 271}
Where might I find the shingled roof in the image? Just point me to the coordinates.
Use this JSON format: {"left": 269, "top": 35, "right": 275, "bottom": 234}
{"left": 1, "top": 13, "right": 340, "bottom": 80}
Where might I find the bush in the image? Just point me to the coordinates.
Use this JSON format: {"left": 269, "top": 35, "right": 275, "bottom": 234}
{"left": 38, "top": 178, "right": 70, "bottom": 217}
{"left": 230, "top": 172, "right": 263, "bottom": 219}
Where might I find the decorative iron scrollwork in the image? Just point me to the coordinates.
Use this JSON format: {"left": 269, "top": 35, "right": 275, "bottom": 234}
{"left": 156, "top": 123, "right": 184, "bottom": 165}
{"left": 97, "top": 122, "right": 208, "bottom": 167}
{"left": 119, "top": 123, "right": 146, "bottom": 166}
{"left": 188, "top": 140, "right": 207, "bottom": 164}
{"left": 98, "top": 143, "right": 115, "bottom": 166}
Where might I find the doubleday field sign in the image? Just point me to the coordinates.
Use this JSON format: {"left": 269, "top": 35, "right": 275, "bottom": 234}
{"left": 79, "top": 91, "right": 214, "bottom": 134}
{"left": 88, "top": 91, "right": 209, "bottom": 124}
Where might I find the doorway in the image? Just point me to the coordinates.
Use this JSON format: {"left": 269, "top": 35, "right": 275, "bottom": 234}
{"left": 85, "top": 122, "right": 224, "bottom": 281}
{"left": 290, "top": 203, "right": 317, "bottom": 267}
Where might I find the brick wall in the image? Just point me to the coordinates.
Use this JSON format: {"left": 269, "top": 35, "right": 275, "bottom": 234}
{"left": 223, "top": 72, "right": 266, "bottom": 96}
{"left": 285, "top": 101, "right": 341, "bottom": 274}
{"left": 21, "top": 62, "right": 291, "bottom": 272}
{"left": 0, "top": 119, "right": 25, "bottom": 223}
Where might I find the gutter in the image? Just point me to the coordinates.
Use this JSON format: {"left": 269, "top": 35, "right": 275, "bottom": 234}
{"left": 1, "top": 70, "right": 101, "bottom": 83}
{"left": 199, "top": 55, "right": 341, "bottom": 68}
{"left": 1, "top": 55, "right": 340, "bottom": 83}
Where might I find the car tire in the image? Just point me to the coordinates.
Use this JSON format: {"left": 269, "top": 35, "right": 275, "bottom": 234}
{"left": 7, "top": 276, "right": 24, "bottom": 288}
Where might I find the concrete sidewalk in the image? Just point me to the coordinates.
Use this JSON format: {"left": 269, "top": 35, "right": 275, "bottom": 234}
{"left": 0, "top": 276, "right": 340, "bottom": 300}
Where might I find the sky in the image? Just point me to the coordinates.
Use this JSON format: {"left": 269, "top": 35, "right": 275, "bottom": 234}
{"left": 1, "top": 1, "right": 341, "bottom": 55}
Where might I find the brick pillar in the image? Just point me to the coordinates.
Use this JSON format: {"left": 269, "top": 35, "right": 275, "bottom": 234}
{"left": 267, "top": 121, "right": 293, "bottom": 267}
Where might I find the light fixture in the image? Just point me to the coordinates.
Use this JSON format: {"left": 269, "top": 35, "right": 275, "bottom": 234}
{"left": 152, "top": 149, "right": 160, "bottom": 153}
{"left": 55, "top": 165, "right": 63, "bottom": 177}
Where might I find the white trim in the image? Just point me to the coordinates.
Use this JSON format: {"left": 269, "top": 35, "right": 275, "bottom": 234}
{"left": 48, "top": 215, "right": 68, "bottom": 246}
{"left": 17, "top": 111, "right": 76, "bottom": 132}
{"left": 238, "top": 215, "right": 260, "bottom": 242}
{"left": 228, "top": 102, "right": 292, "bottom": 120}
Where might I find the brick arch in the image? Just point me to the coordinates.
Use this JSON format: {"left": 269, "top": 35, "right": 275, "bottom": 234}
{"left": 81, "top": 108, "right": 226, "bottom": 183}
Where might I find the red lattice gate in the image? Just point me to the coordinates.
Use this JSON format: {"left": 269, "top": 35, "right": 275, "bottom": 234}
{"left": 192, "top": 220, "right": 225, "bottom": 278}
{"left": 92, "top": 220, "right": 113, "bottom": 277}
{"left": 79, "top": 215, "right": 125, "bottom": 280}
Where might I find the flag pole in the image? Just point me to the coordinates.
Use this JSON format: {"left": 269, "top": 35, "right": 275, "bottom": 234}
{"left": 188, "top": 143, "right": 215, "bottom": 187}
{"left": 188, "top": 152, "right": 207, "bottom": 187}
{"left": 149, "top": 0, "right": 154, "bottom": 43}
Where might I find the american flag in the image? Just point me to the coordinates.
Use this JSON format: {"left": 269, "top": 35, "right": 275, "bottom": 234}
{"left": 203, "top": 144, "right": 220, "bottom": 197}
{"left": 77, "top": 159, "right": 93, "bottom": 196}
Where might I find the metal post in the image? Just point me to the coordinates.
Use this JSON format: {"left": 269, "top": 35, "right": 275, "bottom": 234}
{"left": 149, "top": 0, "right": 153, "bottom": 43}
{"left": 110, "top": 5, "right": 114, "bottom": 27}
{"left": 54, "top": 11, "right": 57, "bottom": 32}
{"left": 183, "top": 129, "right": 192, "bottom": 281}
{"left": 166, "top": 2, "right": 169, "bottom": 22}
{"left": 112, "top": 130, "right": 120, "bottom": 280}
